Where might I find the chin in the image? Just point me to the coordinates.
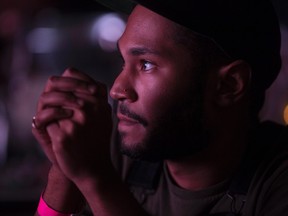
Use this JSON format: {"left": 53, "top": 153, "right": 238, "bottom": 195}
{"left": 119, "top": 133, "right": 208, "bottom": 162}
{"left": 118, "top": 113, "right": 209, "bottom": 161}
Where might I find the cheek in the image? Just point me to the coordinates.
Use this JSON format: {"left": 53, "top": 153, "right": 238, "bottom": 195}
{"left": 137, "top": 77, "right": 191, "bottom": 123}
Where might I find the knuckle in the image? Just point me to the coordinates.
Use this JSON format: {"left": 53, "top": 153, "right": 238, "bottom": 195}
{"left": 66, "top": 120, "right": 76, "bottom": 132}
{"left": 39, "top": 91, "right": 47, "bottom": 98}
{"left": 77, "top": 110, "right": 87, "bottom": 123}
{"left": 72, "top": 109, "right": 88, "bottom": 126}
{"left": 45, "top": 76, "right": 58, "bottom": 91}
{"left": 47, "top": 75, "right": 57, "bottom": 84}
{"left": 54, "top": 133, "right": 66, "bottom": 145}
{"left": 48, "top": 107, "right": 60, "bottom": 116}
{"left": 64, "top": 67, "right": 79, "bottom": 76}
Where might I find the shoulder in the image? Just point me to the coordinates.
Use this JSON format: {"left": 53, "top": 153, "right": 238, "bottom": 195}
{"left": 244, "top": 121, "right": 288, "bottom": 215}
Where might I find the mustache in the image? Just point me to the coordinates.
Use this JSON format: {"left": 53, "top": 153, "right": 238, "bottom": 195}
{"left": 118, "top": 104, "right": 148, "bottom": 127}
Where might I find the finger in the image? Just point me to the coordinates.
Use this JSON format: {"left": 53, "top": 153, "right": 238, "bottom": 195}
{"left": 46, "top": 122, "right": 65, "bottom": 164}
{"left": 58, "top": 118, "right": 77, "bottom": 137}
{"left": 34, "top": 107, "right": 73, "bottom": 129}
{"left": 37, "top": 91, "right": 107, "bottom": 115}
{"left": 73, "top": 91, "right": 103, "bottom": 104}
{"left": 37, "top": 91, "right": 83, "bottom": 111}
{"left": 44, "top": 76, "right": 98, "bottom": 96}
{"left": 46, "top": 122, "right": 70, "bottom": 155}
{"left": 63, "top": 67, "right": 96, "bottom": 83}
{"left": 62, "top": 67, "right": 109, "bottom": 99}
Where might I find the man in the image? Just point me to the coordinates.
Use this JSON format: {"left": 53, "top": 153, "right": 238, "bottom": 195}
{"left": 32, "top": 0, "right": 288, "bottom": 215}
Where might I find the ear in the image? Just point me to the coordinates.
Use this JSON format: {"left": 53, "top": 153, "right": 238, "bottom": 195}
{"left": 216, "top": 60, "right": 251, "bottom": 106}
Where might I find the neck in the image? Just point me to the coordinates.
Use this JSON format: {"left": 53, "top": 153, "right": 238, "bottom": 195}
{"left": 165, "top": 127, "right": 248, "bottom": 191}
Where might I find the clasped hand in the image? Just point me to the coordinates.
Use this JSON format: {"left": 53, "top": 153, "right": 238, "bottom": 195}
{"left": 32, "top": 68, "right": 113, "bottom": 183}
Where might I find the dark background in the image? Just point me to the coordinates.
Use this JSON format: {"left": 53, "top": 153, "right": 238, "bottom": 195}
{"left": 0, "top": 0, "right": 287, "bottom": 215}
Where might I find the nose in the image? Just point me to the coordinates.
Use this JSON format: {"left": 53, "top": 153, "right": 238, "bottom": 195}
{"left": 110, "top": 71, "right": 137, "bottom": 102}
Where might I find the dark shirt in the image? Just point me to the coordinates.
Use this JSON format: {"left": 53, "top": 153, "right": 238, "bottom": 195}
{"left": 118, "top": 121, "right": 288, "bottom": 216}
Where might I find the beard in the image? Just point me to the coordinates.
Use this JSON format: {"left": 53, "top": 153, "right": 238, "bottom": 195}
{"left": 118, "top": 83, "right": 209, "bottom": 162}
{"left": 119, "top": 116, "right": 208, "bottom": 162}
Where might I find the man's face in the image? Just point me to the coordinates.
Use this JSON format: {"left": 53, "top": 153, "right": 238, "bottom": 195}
{"left": 110, "top": 5, "right": 208, "bottom": 161}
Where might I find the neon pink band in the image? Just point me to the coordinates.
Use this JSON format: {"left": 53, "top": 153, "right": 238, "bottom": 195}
{"left": 37, "top": 195, "right": 72, "bottom": 216}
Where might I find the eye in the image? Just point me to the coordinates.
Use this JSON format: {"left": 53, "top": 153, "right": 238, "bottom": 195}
{"left": 141, "top": 60, "right": 155, "bottom": 71}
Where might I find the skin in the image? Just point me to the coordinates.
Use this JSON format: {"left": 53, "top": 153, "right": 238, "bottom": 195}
{"left": 110, "top": 6, "right": 208, "bottom": 161}
{"left": 32, "top": 5, "right": 251, "bottom": 216}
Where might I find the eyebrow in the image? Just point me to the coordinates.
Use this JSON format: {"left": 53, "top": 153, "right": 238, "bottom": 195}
{"left": 129, "top": 47, "right": 160, "bottom": 56}
{"left": 117, "top": 42, "right": 160, "bottom": 57}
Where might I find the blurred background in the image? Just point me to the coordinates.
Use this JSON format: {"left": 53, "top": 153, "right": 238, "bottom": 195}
{"left": 0, "top": 0, "right": 287, "bottom": 215}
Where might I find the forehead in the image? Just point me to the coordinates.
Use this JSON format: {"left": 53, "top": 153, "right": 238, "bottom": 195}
{"left": 117, "top": 5, "right": 198, "bottom": 63}
{"left": 120, "top": 5, "right": 178, "bottom": 44}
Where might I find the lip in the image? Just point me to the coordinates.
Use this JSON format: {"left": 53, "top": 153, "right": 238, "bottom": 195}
{"left": 117, "top": 113, "right": 139, "bottom": 127}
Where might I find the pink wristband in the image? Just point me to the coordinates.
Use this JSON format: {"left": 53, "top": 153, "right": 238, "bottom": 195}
{"left": 37, "top": 194, "right": 72, "bottom": 216}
